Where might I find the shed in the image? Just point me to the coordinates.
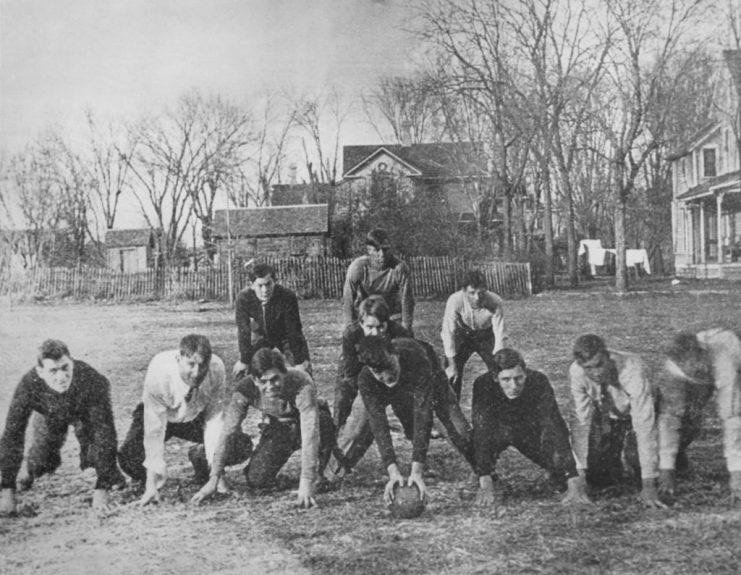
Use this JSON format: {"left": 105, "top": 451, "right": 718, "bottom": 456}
{"left": 105, "top": 229, "right": 156, "bottom": 273}
{"left": 212, "top": 204, "right": 329, "bottom": 259}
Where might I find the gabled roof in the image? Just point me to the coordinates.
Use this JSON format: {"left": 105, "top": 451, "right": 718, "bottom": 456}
{"left": 676, "top": 169, "right": 741, "bottom": 201}
{"left": 666, "top": 122, "right": 720, "bottom": 161}
{"left": 342, "top": 142, "right": 488, "bottom": 179}
{"left": 105, "top": 229, "right": 154, "bottom": 248}
{"left": 723, "top": 49, "right": 741, "bottom": 97}
{"left": 212, "top": 204, "right": 329, "bottom": 238}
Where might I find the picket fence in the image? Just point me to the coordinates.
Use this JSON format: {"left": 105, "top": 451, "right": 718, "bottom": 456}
{"left": 0, "top": 257, "right": 531, "bottom": 301}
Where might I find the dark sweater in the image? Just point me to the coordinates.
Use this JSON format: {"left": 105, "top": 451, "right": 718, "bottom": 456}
{"left": 0, "top": 360, "right": 119, "bottom": 489}
{"left": 235, "top": 284, "right": 310, "bottom": 365}
{"left": 358, "top": 338, "right": 434, "bottom": 468}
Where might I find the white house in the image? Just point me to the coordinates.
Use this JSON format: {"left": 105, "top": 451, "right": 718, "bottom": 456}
{"left": 670, "top": 50, "right": 741, "bottom": 279}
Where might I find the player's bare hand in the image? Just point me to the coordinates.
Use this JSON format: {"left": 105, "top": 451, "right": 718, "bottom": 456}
{"left": 297, "top": 479, "right": 317, "bottom": 509}
{"left": 0, "top": 489, "right": 17, "bottom": 517}
{"left": 139, "top": 488, "right": 161, "bottom": 506}
{"left": 658, "top": 470, "right": 675, "bottom": 500}
{"left": 475, "top": 475, "right": 502, "bottom": 507}
{"left": 191, "top": 477, "right": 218, "bottom": 505}
{"left": 384, "top": 464, "right": 405, "bottom": 505}
{"left": 232, "top": 361, "right": 247, "bottom": 378}
{"left": 561, "top": 476, "right": 592, "bottom": 506}
{"left": 639, "top": 480, "right": 667, "bottom": 509}
{"left": 729, "top": 471, "right": 741, "bottom": 505}
{"left": 92, "top": 489, "right": 109, "bottom": 510}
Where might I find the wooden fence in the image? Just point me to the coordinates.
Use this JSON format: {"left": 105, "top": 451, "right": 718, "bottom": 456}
{"left": 0, "top": 257, "right": 531, "bottom": 301}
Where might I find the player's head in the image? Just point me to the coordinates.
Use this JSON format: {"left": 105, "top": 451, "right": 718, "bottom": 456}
{"left": 358, "top": 335, "right": 400, "bottom": 387}
{"left": 178, "top": 334, "right": 212, "bottom": 388}
{"left": 358, "top": 295, "right": 391, "bottom": 337}
{"left": 573, "top": 334, "right": 612, "bottom": 384}
{"left": 251, "top": 348, "right": 288, "bottom": 399}
{"left": 365, "top": 228, "right": 394, "bottom": 268}
{"left": 248, "top": 263, "right": 277, "bottom": 303}
{"left": 665, "top": 331, "right": 712, "bottom": 383}
{"left": 36, "top": 339, "right": 74, "bottom": 393}
{"left": 490, "top": 348, "right": 527, "bottom": 399}
{"left": 460, "top": 270, "right": 487, "bottom": 308}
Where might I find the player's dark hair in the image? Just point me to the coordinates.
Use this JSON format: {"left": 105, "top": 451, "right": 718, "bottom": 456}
{"left": 248, "top": 263, "right": 276, "bottom": 283}
{"left": 460, "top": 269, "right": 487, "bottom": 291}
{"left": 490, "top": 348, "right": 526, "bottom": 375}
{"left": 179, "top": 334, "right": 212, "bottom": 365}
{"left": 666, "top": 332, "right": 704, "bottom": 363}
{"left": 37, "top": 339, "right": 70, "bottom": 366}
{"left": 251, "top": 347, "right": 288, "bottom": 377}
{"left": 358, "top": 335, "right": 397, "bottom": 372}
{"left": 358, "top": 295, "right": 390, "bottom": 324}
{"left": 365, "top": 228, "right": 391, "bottom": 249}
{"left": 573, "top": 334, "right": 607, "bottom": 362}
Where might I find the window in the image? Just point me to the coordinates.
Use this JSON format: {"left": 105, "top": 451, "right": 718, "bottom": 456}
{"left": 703, "top": 148, "right": 717, "bottom": 178}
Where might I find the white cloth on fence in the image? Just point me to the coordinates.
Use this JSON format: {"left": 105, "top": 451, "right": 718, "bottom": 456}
{"left": 604, "top": 248, "right": 651, "bottom": 275}
{"left": 578, "top": 239, "right": 608, "bottom": 275}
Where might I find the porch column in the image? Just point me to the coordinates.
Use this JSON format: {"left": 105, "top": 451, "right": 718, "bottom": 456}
{"left": 699, "top": 201, "right": 706, "bottom": 264}
{"left": 716, "top": 192, "right": 725, "bottom": 264}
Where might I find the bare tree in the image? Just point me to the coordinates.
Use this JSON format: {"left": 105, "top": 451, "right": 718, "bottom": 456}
{"left": 226, "top": 93, "right": 294, "bottom": 208}
{"left": 293, "top": 87, "right": 351, "bottom": 186}
{"left": 363, "top": 73, "right": 445, "bottom": 144}
{"left": 82, "top": 111, "right": 138, "bottom": 233}
{"left": 594, "top": 0, "right": 704, "bottom": 291}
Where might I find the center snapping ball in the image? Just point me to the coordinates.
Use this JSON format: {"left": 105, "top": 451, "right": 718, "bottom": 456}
{"left": 389, "top": 484, "right": 425, "bottom": 519}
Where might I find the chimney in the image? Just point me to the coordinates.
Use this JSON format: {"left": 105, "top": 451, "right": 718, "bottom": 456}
{"left": 288, "top": 163, "right": 298, "bottom": 186}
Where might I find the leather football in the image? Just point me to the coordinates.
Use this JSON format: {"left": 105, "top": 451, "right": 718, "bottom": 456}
{"left": 389, "top": 484, "right": 425, "bottom": 519}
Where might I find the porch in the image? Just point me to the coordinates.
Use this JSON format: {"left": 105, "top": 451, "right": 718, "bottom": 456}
{"left": 675, "top": 262, "right": 741, "bottom": 280}
{"left": 674, "top": 170, "right": 741, "bottom": 274}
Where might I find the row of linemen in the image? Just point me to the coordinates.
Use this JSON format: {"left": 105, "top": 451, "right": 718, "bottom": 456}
{"left": 1, "top": 227, "right": 740, "bottom": 514}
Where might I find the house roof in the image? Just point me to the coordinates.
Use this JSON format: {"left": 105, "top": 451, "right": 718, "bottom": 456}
{"left": 342, "top": 142, "right": 488, "bottom": 179}
{"left": 666, "top": 122, "right": 720, "bottom": 161}
{"left": 212, "top": 204, "right": 329, "bottom": 238}
{"left": 676, "top": 169, "right": 741, "bottom": 201}
{"left": 723, "top": 49, "right": 741, "bottom": 97}
{"left": 104, "top": 229, "right": 154, "bottom": 248}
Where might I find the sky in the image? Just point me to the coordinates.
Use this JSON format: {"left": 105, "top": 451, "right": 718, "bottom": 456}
{"left": 0, "top": 0, "right": 422, "bottom": 153}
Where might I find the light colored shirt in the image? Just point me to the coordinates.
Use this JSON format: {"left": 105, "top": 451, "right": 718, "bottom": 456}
{"left": 440, "top": 290, "right": 505, "bottom": 359}
{"left": 141, "top": 350, "right": 226, "bottom": 481}
{"left": 342, "top": 255, "right": 414, "bottom": 332}
{"left": 570, "top": 350, "right": 658, "bottom": 479}
{"left": 658, "top": 328, "right": 741, "bottom": 472}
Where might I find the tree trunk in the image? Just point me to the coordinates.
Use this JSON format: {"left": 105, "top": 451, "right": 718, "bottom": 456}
{"left": 615, "top": 192, "right": 628, "bottom": 293}
{"left": 542, "top": 165, "right": 555, "bottom": 288}
{"left": 566, "top": 188, "right": 578, "bottom": 287}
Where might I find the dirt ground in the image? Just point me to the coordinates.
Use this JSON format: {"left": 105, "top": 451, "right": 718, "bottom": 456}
{"left": 1, "top": 282, "right": 741, "bottom": 574}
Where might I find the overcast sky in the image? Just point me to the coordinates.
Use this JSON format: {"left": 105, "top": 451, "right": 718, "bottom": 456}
{"left": 0, "top": 0, "right": 422, "bottom": 153}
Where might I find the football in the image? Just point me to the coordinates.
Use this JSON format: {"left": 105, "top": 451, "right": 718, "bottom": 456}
{"left": 389, "top": 484, "right": 425, "bottom": 519}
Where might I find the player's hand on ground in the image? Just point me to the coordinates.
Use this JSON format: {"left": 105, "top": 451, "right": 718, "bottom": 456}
{"left": 297, "top": 478, "right": 317, "bottom": 509}
{"left": 658, "top": 469, "right": 675, "bottom": 500}
{"left": 561, "top": 476, "right": 592, "bottom": 506}
{"left": 729, "top": 471, "right": 741, "bottom": 505}
{"left": 475, "top": 475, "right": 498, "bottom": 507}
{"left": 139, "top": 487, "right": 161, "bottom": 506}
{"left": 191, "top": 476, "right": 219, "bottom": 505}
{"left": 92, "top": 489, "right": 109, "bottom": 510}
{"left": 232, "top": 361, "right": 247, "bottom": 378}
{"left": 639, "top": 480, "right": 667, "bottom": 509}
{"left": 0, "top": 489, "right": 17, "bottom": 517}
{"left": 384, "top": 464, "right": 405, "bottom": 505}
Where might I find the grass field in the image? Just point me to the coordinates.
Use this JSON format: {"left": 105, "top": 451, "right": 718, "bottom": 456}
{"left": 1, "top": 281, "right": 741, "bottom": 574}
